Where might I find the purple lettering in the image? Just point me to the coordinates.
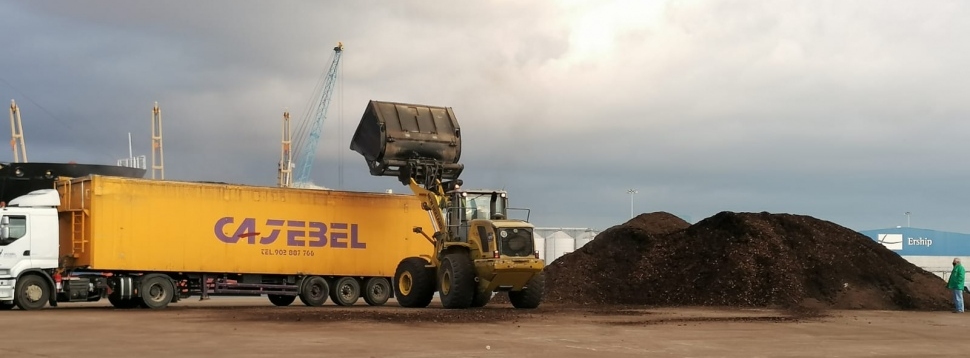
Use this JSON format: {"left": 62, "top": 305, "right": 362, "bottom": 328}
{"left": 330, "top": 223, "right": 348, "bottom": 248}
{"left": 260, "top": 219, "right": 285, "bottom": 244}
{"left": 214, "top": 217, "right": 237, "bottom": 243}
{"left": 350, "top": 224, "right": 365, "bottom": 249}
{"left": 307, "top": 222, "right": 328, "bottom": 247}
{"left": 232, "top": 218, "right": 258, "bottom": 244}
{"left": 287, "top": 220, "right": 306, "bottom": 247}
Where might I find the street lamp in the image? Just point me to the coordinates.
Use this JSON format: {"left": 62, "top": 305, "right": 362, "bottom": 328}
{"left": 627, "top": 189, "right": 638, "bottom": 218}
{"left": 905, "top": 212, "right": 911, "bottom": 227}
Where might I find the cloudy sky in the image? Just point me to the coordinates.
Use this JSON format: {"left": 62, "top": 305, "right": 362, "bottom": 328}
{"left": 2, "top": 0, "right": 969, "bottom": 233}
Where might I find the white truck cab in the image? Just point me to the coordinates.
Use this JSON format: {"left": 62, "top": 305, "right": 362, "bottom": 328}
{"left": 0, "top": 189, "right": 63, "bottom": 310}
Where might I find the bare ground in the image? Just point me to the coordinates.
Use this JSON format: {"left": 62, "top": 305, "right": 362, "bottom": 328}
{"left": 0, "top": 296, "right": 966, "bottom": 357}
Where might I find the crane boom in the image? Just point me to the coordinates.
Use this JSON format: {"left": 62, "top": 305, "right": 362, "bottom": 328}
{"left": 293, "top": 42, "right": 343, "bottom": 187}
{"left": 9, "top": 99, "right": 27, "bottom": 163}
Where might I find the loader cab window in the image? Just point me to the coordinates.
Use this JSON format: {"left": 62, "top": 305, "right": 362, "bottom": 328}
{"left": 496, "top": 227, "right": 533, "bottom": 257}
{"left": 0, "top": 215, "right": 27, "bottom": 246}
{"left": 461, "top": 193, "right": 507, "bottom": 221}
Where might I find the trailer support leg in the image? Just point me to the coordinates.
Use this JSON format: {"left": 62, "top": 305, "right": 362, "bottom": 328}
{"left": 200, "top": 274, "right": 210, "bottom": 301}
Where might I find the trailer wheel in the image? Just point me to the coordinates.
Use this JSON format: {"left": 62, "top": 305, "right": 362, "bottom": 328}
{"left": 268, "top": 294, "right": 296, "bottom": 306}
{"left": 438, "top": 253, "right": 476, "bottom": 309}
{"left": 14, "top": 274, "right": 50, "bottom": 311}
{"left": 139, "top": 274, "right": 175, "bottom": 309}
{"left": 299, "top": 276, "right": 329, "bottom": 307}
{"left": 509, "top": 272, "right": 545, "bottom": 309}
{"left": 362, "top": 277, "right": 391, "bottom": 306}
{"left": 330, "top": 277, "right": 361, "bottom": 306}
{"left": 394, "top": 257, "right": 435, "bottom": 308}
{"left": 108, "top": 296, "right": 140, "bottom": 309}
{"left": 471, "top": 290, "right": 492, "bottom": 308}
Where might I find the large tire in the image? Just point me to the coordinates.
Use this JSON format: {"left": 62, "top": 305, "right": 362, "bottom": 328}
{"left": 438, "top": 253, "right": 476, "bottom": 309}
{"left": 268, "top": 294, "right": 296, "bottom": 306}
{"left": 109, "top": 296, "right": 140, "bottom": 309}
{"left": 299, "top": 276, "right": 329, "bottom": 307}
{"left": 139, "top": 274, "right": 175, "bottom": 309}
{"left": 331, "top": 277, "right": 361, "bottom": 306}
{"left": 471, "top": 290, "right": 492, "bottom": 308}
{"left": 14, "top": 274, "right": 50, "bottom": 311}
{"left": 362, "top": 277, "right": 391, "bottom": 306}
{"left": 394, "top": 257, "right": 435, "bottom": 308}
{"left": 508, "top": 272, "right": 544, "bottom": 309}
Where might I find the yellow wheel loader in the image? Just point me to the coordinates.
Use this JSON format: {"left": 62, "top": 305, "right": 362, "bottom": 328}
{"left": 350, "top": 100, "right": 545, "bottom": 309}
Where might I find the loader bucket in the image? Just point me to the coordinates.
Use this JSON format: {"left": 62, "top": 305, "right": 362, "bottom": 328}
{"left": 350, "top": 100, "right": 463, "bottom": 181}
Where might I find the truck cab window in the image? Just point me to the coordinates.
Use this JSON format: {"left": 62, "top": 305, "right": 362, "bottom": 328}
{"left": 0, "top": 215, "right": 27, "bottom": 246}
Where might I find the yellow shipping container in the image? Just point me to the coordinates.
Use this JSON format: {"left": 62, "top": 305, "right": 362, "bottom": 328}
{"left": 55, "top": 175, "right": 434, "bottom": 277}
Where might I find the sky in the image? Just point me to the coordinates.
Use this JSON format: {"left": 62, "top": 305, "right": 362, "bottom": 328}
{"left": 1, "top": 0, "right": 969, "bottom": 233}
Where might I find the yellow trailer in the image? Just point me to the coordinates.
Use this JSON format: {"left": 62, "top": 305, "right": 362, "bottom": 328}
{"left": 0, "top": 174, "right": 435, "bottom": 310}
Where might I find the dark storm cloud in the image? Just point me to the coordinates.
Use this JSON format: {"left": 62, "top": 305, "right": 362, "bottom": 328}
{"left": 1, "top": 0, "right": 969, "bottom": 233}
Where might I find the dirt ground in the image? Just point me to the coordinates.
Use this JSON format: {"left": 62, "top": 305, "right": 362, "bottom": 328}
{"left": 0, "top": 296, "right": 965, "bottom": 358}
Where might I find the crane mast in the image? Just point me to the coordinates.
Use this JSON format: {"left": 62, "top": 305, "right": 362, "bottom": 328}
{"left": 278, "top": 110, "right": 293, "bottom": 187}
{"left": 293, "top": 42, "right": 343, "bottom": 187}
{"left": 9, "top": 99, "right": 27, "bottom": 163}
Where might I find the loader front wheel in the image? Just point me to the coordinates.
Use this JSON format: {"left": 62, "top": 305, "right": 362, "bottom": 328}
{"left": 394, "top": 257, "right": 435, "bottom": 308}
{"left": 438, "top": 253, "right": 475, "bottom": 309}
{"left": 508, "top": 272, "right": 545, "bottom": 309}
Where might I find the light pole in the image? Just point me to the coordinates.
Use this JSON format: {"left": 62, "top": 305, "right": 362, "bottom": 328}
{"left": 627, "top": 189, "right": 638, "bottom": 218}
{"left": 905, "top": 212, "right": 911, "bottom": 227}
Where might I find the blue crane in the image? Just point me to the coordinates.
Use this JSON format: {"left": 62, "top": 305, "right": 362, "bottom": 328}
{"left": 293, "top": 42, "right": 343, "bottom": 187}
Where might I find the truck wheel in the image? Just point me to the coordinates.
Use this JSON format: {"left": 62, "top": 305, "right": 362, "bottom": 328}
{"left": 108, "top": 296, "right": 140, "bottom": 309}
{"left": 438, "top": 253, "right": 476, "bottom": 309}
{"left": 394, "top": 257, "right": 435, "bottom": 308}
{"left": 330, "top": 277, "right": 361, "bottom": 306}
{"left": 508, "top": 272, "right": 545, "bottom": 309}
{"left": 299, "top": 276, "right": 329, "bottom": 307}
{"left": 14, "top": 274, "right": 50, "bottom": 310}
{"left": 268, "top": 294, "right": 296, "bottom": 306}
{"left": 139, "top": 274, "right": 175, "bottom": 309}
{"left": 362, "top": 277, "right": 391, "bottom": 306}
{"left": 471, "top": 290, "right": 492, "bottom": 308}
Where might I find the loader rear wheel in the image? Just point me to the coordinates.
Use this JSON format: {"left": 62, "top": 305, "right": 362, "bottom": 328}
{"left": 331, "top": 277, "right": 361, "bottom": 306}
{"left": 438, "top": 253, "right": 476, "bottom": 309}
{"left": 14, "top": 274, "right": 50, "bottom": 311}
{"left": 139, "top": 274, "right": 175, "bottom": 309}
{"left": 363, "top": 277, "right": 391, "bottom": 306}
{"left": 268, "top": 294, "right": 296, "bottom": 306}
{"left": 471, "top": 290, "right": 492, "bottom": 308}
{"left": 394, "top": 257, "right": 435, "bottom": 308}
{"left": 299, "top": 276, "right": 329, "bottom": 307}
{"left": 508, "top": 272, "right": 545, "bottom": 309}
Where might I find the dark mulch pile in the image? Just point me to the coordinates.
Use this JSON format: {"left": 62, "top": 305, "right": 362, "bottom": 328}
{"left": 542, "top": 211, "right": 951, "bottom": 312}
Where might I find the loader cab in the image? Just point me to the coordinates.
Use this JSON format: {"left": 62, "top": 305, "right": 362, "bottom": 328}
{"left": 446, "top": 189, "right": 507, "bottom": 240}
{"left": 445, "top": 189, "right": 537, "bottom": 259}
